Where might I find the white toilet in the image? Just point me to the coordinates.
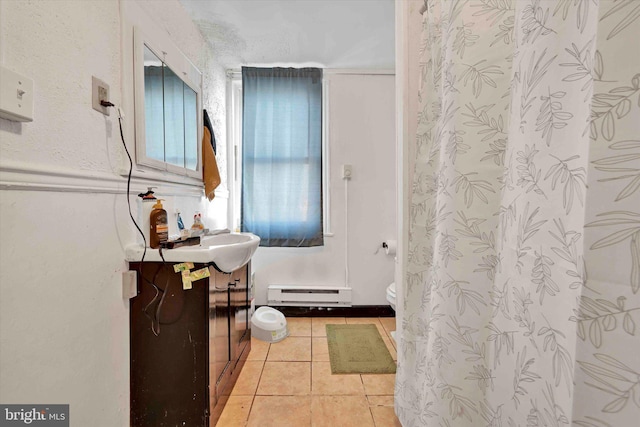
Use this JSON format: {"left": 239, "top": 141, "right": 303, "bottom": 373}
{"left": 251, "top": 306, "right": 289, "bottom": 343}
{"left": 386, "top": 282, "right": 396, "bottom": 311}
{"left": 386, "top": 283, "right": 397, "bottom": 342}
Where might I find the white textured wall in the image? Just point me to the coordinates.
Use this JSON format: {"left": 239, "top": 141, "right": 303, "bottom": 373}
{"left": 252, "top": 73, "right": 397, "bottom": 306}
{"left": 0, "top": 0, "right": 120, "bottom": 171}
{"left": 0, "top": 0, "right": 223, "bottom": 425}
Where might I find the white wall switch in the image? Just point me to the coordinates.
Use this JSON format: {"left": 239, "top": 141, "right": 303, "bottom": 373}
{"left": 0, "top": 66, "right": 34, "bottom": 122}
{"left": 122, "top": 271, "right": 137, "bottom": 299}
{"left": 342, "top": 164, "right": 353, "bottom": 179}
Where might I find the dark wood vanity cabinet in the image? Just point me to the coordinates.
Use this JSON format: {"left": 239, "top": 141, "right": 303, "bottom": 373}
{"left": 129, "top": 262, "right": 251, "bottom": 427}
{"left": 208, "top": 265, "right": 251, "bottom": 421}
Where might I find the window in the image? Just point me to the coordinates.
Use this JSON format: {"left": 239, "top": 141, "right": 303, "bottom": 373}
{"left": 133, "top": 27, "right": 202, "bottom": 179}
{"left": 240, "top": 67, "right": 324, "bottom": 247}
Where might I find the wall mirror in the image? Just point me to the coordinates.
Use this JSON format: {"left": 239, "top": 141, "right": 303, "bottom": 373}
{"left": 134, "top": 27, "right": 202, "bottom": 178}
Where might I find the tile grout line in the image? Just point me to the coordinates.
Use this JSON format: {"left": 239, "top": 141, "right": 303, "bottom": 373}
{"left": 245, "top": 346, "right": 265, "bottom": 425}
{"left": 240, "top": 317, "right": 398, "bottom": 426}
{"left": 246, "top": 394, "right": 257, "bottom": 426}
{"left": 369, "top": 404, "right": 378, "bottom": 427}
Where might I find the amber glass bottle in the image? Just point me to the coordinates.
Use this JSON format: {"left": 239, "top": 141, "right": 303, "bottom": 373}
{"left": 149, "top": 199, "right": 168, "bottom": 248}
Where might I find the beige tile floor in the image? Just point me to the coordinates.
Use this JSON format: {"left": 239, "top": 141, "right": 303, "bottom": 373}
{"left": 216, "top": 316, "right": 401, "bottom": 427}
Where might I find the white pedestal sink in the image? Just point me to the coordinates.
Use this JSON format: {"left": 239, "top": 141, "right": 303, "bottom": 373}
{"left": 125, "top": 232, "right": 260, "bottom": 273}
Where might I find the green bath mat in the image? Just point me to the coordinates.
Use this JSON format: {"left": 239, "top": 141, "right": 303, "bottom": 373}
{"left": 326, "top": 324, "right": 396, "bottom": 374}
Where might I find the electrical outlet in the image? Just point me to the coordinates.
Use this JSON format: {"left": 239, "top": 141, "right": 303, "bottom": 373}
{"left": 92, "top": 76, "right": 110, "bottom": 116}
{"left": 98, "top": 86, "right": 108, "bottom": 104}
{"left": 342, "top": 164, "right": 353, "bottom": 180}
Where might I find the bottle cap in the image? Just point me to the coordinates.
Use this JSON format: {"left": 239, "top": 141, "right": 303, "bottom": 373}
{"left": 152, "top": 199, "right": 164, "bottom": 209}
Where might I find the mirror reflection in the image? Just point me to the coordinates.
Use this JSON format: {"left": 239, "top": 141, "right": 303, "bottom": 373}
{"left": 143, "top": 45, "right": 198, "bottom": 171}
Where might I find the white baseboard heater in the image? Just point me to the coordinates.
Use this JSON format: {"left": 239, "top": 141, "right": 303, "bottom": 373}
{"left": 267, "top": 285, "right": 352, "bottom": 307}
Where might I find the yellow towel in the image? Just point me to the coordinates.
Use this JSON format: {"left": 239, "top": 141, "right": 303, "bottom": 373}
{"left": 202, "top": 126, "right": 221, "bottom": 201}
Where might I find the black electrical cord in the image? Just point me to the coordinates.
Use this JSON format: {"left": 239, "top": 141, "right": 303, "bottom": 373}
{"left": 115, "top": 108, "right": 147, "bottom": 262}
{"left": 111, "top": 103, "right": 171, "bottom": 336}
{"left": 142, "top": 263, "right": 163, "bottom": 330}
{"left": 115, "top": 107, "right": 158, "bottom": 297}
{"left": 145, "top": 265, "right": 170, "bottom": 337}
{"left": 151, "top": 248, "right": 170, "bottom": 336}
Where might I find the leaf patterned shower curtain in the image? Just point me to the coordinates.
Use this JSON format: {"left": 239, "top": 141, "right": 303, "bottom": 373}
{"left": 396, "top": 1, "right": 640, "bottom": 426}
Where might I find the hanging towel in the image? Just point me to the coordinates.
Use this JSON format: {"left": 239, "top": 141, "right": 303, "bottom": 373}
{"left": 203, "top": 109, "right": 217, "bottom": 154}
{"left": 202, "top": 111, "right": 221, "bottom": 201}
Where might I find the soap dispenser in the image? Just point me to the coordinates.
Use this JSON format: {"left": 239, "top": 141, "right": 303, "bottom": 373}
{"left": 149, "top": 199, "right": 168, "bottom": 249}
{"left": 138, "top": 187, "right": 157, "bottom": 247}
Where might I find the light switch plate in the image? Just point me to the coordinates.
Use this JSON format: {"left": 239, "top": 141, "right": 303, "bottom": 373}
{"left": 0, "top": 66, "right": 34, "bottom": 122}
{"left": 123, "top": 271, "right": 137, "bottom": 299}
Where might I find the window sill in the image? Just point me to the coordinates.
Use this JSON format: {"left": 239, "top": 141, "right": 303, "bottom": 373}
{"left": 123, "top": 166, "right": 203, "bottom": 188}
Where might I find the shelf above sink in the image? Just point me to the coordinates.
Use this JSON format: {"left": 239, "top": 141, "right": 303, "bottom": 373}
{"left": 125, "top": 232, "right": 260, "bottom": 273}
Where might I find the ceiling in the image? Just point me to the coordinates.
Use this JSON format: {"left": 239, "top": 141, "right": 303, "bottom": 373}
{"left": 179, "top": 0, "right": 395, "bottom": 70}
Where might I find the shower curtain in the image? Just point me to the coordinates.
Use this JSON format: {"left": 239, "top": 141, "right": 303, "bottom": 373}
{"left": 396, "top": 1, "right": 640, "bottom": 426}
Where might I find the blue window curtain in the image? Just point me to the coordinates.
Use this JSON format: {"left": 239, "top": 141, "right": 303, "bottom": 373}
{"left": 241, "top": 67, "right": 324, "bottom": 247}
